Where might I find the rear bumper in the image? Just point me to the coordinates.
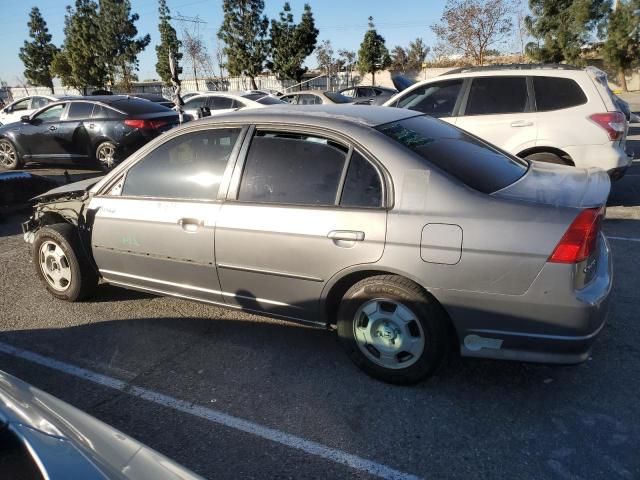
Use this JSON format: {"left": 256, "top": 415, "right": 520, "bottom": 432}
{"left": 563, "top": 143, "right": 631, "bottom": 171}
{"left": 438, "top": 234, "right": 612, "bottom": 364}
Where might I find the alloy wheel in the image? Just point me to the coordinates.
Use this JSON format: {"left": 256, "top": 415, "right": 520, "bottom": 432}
{"left": 0, "top": 140, "right": 18, "bottom": 168}
{"left": 39, "top": 240, "right": 72, "bottom": 292}
{"left": 97, "top": 143, "right": 116, "bottom": 169}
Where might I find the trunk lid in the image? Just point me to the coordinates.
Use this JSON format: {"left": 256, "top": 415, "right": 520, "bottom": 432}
{"left": 493, "top": 161, "right": 610, "bottom": 209}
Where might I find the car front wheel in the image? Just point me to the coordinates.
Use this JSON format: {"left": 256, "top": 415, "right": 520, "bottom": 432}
{"left": 33, "top": 224, "right": 98, "bottom": 301}
{"left": 0, "top": 139, "right": 21, "bottom": 170}
{"left": 337, "top": 275, "right": 449, "bottom": 384}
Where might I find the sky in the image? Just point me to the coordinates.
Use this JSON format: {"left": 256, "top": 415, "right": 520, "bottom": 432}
{"left": 0, "top": 0, "right": 456, "bottom": 84}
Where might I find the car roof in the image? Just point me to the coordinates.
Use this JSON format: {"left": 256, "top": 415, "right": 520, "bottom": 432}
{"left": 195, "top": 104, "right": 421, "bottom": 128}
{"left": 281, "top": 90, "right": 328, "bottom": 96}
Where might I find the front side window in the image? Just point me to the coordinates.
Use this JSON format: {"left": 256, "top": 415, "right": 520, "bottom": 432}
{"left": 122, "top": 128, "right": 242, "bottom": 200}
{"left": 340, "top": 151, "right": 383, "bottom": 208}
{"left": 185, "top": 96, "right": 208, "bottom": 110}
{"left": 34, "top": 104, "right": 65, "bottom": 122}
{"left": 298, "top": 94, "right": 322, "bottom": 105}
{"left": 341, "top": 88, "right": 356, "bottom": 98}
{"left": 377, "top": 116, "right": 527, "bottom": 194}
{"left": 238, "top": 132, "right": 348, "bottom": 205}
{"left": 67, "top": 102, "right": 95, "bottom": 120}
{"left": 31, "top": 97, "right": 51, "bottom": 109}
{"left": 11, "top": 98, "right": 31, "bottom": 112}
{"left": 396, "top": 80, "right": 463, "bottom": 117}
{"left": 210, "top": 97, "right": 234, "bottom": 110}
{"left": 280, "top": 95, "right": 297, "bottom": 104}
{"left": 465, "top": 77, "right": 528, "bottom": 115}
{"left": 533, "top": 77, "right": 587, "bottom": 111}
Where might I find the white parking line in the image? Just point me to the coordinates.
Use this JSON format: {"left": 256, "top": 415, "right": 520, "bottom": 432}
{"left": 608, "top": 236, "right": 640, "bottom": 243}
{"left": 0, "top": 341, "right": 422, "bottom": 480}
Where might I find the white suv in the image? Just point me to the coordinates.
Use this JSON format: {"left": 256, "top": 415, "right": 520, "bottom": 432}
{"left": 383, "top": 65, "right": 632, "bottom": 178}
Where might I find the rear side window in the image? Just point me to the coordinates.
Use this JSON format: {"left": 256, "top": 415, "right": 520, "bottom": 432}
{"left": 396, "top": 80, "right": 463, "bottom": 117}
{"left": 533, "top": 77, "right": 587, "bottom": 111}
{"left": 238, "top": 132, "right": 348, "bottom": 205}
{"left": 324, "top": 92, "right": 352, "bottom": 104}
{"left": 465, "top": 77, "right": 528, "bottom": 115}
{"left": 122, "top": 128, "right": 241, "bottom": 200}
{"left": 92, "top": 105, "right": 123, "bottom": 119}
{"left": 67, "top": 102, "right": 95, "bottom": 120}
{"left": 210, "top": 97, "right": 234, "bottom": 110}
{"left": 377, "top": 116, "right": 527, "bottom": 194}
{"left": 185, "top": 96, "right": 208, "bottom": 109}
{"left": 112, "top": 98, "right": 171, "bottom": 114}
{"left": 340, "top": 151, "right": 382, "bottom": 208}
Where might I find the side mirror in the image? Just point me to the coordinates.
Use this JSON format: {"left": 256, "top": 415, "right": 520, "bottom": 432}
{"left": 20, "top": 115, "right": 31, "bottom": 123}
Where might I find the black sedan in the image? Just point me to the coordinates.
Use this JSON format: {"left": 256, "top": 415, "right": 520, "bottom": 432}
{"left": 0, "top": 96, "right": 180, "bottom": 170}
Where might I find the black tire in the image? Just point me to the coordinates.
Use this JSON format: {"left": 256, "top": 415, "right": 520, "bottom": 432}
{"left": 0, "top": 138, "right": 22, "bottom": 170}
{"left": 95, "top": 141, "right": 118, "bottom": 171}
{"left": 524, "top": 152, "right": 571, "bottom": 165}
{"left": 33, "top": 223, "right": 98, "bottom": 301}
{"left": 337, "top": 275, "right": 449, "bottom": 384}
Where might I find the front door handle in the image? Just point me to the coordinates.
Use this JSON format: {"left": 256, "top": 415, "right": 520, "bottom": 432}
{"left": 510, "top": 120, "right": 533, "bottom": 127}
{"left": 327, "top": 230, "right": 365, "bottom": 241}
{"left": 48, "top": 125, "right": 57, "bottom": 131}
{"left": 178, "top": 218, "right": 204, "bottom": 233}
{"left": 88, "top": 123, "right": 95, "bottom": 129}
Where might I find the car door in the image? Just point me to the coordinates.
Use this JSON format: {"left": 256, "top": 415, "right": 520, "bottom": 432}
{"left": 53, "top": 101, "right": 95, "bottom": 161}
{"left": 0, "top": 97, "right": 32, "bottom": 124}
{"left": 89, "top": 126, "right": 246, "bottom": 303}
{"left": 455, "top": 76, "right": 536, "bottom": 154}
{"left": 215, "top": 128, "right": 387, "bottom": 322}
{"left": 23, "top": 103, "right": 67, "bottom": 159}
{"left": 391, "top": 78, "right": 464, "bottom": 126}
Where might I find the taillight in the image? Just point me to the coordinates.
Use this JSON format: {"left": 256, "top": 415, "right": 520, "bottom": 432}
{"left": 549, "top": 207, "right": 604, "bottom": 263}
{"left": 124, "top": 119, "right": 168, "bottom": 129}
{"left": 589, "top": 112, "right": 626, "bottom": 141}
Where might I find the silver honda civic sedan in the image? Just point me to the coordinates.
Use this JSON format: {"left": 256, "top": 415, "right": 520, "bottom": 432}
{"left": 23, "top": 105, "right": 612, "bottom": 384}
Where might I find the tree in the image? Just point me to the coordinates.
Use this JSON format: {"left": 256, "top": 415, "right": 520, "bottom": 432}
{"left": 389, "top": 46, "right": 408, "bottom": 72}
{"left": 268, "top": 2, "right": 318, "bottom": 84}
{"left": 357, "top": 17, "right": 391, "bottom": 86}
{"left": 156, "top": 0, "right": 182, "bottom": 85}
{"left": 98, "top": 0, "right": 150, "bottom": 91}
{"left": 51, "top": 0, "right": 106, "bottom": 94}
{"left": 407, "top": 38, "right": 430, "bottom": 70}
{"left": 431, "top": 0, "right": 513, "bottom": 65}
{"left": 603, "top": 0, "right": 640, "bottom": 92}
{"left": 525, "top": 0, "right": 611, "bottom": 65}
{"left": 19, "top": 7, "right": 57, "bottom": 93}
{"left": 217, "top": 0, "right": 269, "bottom": 90}
{"left": 181, "top": 29, "right": 209, "bottom": 90}
{"left": 338, "top": 49, "right": 356, "bottom": 87}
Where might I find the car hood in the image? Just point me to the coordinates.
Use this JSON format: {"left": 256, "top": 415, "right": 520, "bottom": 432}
{"left": 34, "top": 176, "right": 104, "bottom": 201}
{"left": 493, "top": 161, "right": 610, "bottom": 209}
{"left": 0, "top": 370, "right": 203, "bottom": 480}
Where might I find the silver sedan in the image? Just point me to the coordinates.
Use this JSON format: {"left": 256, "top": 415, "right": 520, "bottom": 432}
{"left": 23, "top": 105, "right": 612, "bottom": 384}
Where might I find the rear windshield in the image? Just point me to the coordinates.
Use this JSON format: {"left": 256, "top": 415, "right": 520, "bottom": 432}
{"left": 324, "top": 92, "right": 352, "bottom": 104}
{"left": 377, "top": 116, "right": 528, "bottom": 193}
{"left": 110, "top": 98, "right": 173, "bottom": 114}
{"left": 243, "top": 94, "right": 286, "bottom": 105}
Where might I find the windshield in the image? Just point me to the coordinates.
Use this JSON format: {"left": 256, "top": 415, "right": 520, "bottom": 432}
{"left": 377, "top": 116, "right": 528, "bottom": 193}
{"left": 324, "top": 92, "right": 352, "bottom": 104}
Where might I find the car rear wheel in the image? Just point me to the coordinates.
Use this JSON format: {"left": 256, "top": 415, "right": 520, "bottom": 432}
{"left": 0, "top": 139, "right": 21, "bottom": 170}
{"left": 525, "top": 152, "right": 571, "bottom": 165}
{"left": 96, "top": 141, "right": 117, "bottom": 170}
{"left": 337, "top": 275, "right": 449, "bottom": 384}
{"left": 33, "top": 224, "right": 98, "bottom": 302}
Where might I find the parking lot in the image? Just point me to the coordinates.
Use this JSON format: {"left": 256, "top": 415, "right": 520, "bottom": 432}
{"left": 0, "top": 120, "right": 638, "bottom": 479}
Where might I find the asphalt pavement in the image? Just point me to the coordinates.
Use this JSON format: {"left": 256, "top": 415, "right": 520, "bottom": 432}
{"left": 0, "top": 136, "right": 639, "bottom": 479}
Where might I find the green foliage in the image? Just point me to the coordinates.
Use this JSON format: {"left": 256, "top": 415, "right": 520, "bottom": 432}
{"left": 218, "top": 0, "right": 270, "bottom": 89}
{"left": 357, "top": 17, "right": 391, "bottom": 85}
{"left": 407, "top": 38, "right": 430, "bottom": 70}
{"left": 156, "top": 0, "right": 182, "bottom": 84}
{"left": 268, "top": 3, "right": 318, "bottom": 82}
{"left": 18, "top": 7, "right": 58, "bottom": 92}
{"left": 51, "top": 0, "right": 106, "bottom": 93}
{"left": 526, "top": 0, "right": 611, "bottom": 65}
{"left": 603, "top": 0, "right": 640, "bottom": 91}
{"left": 389, "top": 46, "right": 408, "bottom": 72}
{"left": 98, "top": 0, "right": 150, "bottom": 90}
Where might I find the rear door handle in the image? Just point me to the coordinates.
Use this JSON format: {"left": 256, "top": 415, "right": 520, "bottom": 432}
{"left": 178, "top": 218, "right": 204, "bottom": 233}
{"left": 327, "top": 230, "right": 365, "bottom": 241}
{"left": 510, "top": 120, "right": 533, "bottom": 127}
{"left": 48, "top": 125, "right": 57, "bottom": 131}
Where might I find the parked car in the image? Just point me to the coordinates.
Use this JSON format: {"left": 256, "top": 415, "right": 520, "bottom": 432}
{"left": 0, "top": 369, "right": 203, "bottom": 479}
{"left": 22, "top": 105, "right": 612, "bottom": 384}
{"left": 339, "top": 85, "right": 398, "bottom": 105}
{"left": 0, "top": 95, "right": 72, "bottom": 126}
{"left": 182, "top": 91, "right": 285, "bottom": 119}
{"left": 279, "top": 90, "right": 353, "bottom": 105}
{"left": 0, "top": 95, "right": 180, "bottom": 170}
{"left": 384, "top": 64, "right": 632, "bottom": 178}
